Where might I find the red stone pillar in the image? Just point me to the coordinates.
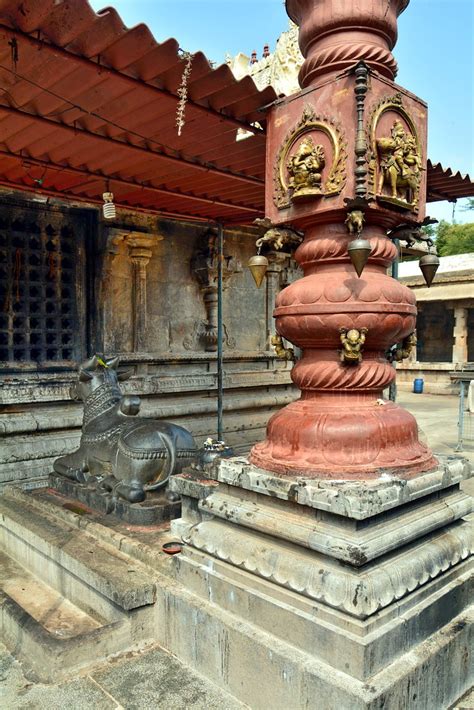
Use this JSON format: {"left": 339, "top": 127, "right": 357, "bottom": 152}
{"left": 250, "top": 0, "right": 437, "bottom": 478}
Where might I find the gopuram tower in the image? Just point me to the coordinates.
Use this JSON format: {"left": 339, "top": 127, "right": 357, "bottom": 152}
{"left": 171, "top": 2, "right": 473, "bottom": 707}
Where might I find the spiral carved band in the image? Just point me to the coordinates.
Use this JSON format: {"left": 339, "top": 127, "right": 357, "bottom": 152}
{"left": 300, "top": 45, "right": 398, "bottom": 86}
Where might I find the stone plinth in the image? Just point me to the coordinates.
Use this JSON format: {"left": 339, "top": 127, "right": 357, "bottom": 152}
{"left": 170, "top": 456, "right": 473, "bottom": 708}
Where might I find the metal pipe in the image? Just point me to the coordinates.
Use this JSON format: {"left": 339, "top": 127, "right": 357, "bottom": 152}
{"left": 388, "top": 238, "right": 400, "bottom": 402}
{"left": 217, "top": 223, "right": 224, "bottom": 440}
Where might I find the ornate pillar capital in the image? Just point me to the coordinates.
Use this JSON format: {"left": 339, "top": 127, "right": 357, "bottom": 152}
{"left": 125, "top": 232, "right": 161, "bottom": 267}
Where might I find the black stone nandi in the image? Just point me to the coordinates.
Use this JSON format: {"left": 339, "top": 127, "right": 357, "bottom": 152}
{"left": 54, "top": 355, "right": 197, "bottom": 503}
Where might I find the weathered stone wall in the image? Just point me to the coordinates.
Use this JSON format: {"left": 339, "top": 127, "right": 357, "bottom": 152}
{"left": 0, "top": 193, "right": 297, "bottom": 491}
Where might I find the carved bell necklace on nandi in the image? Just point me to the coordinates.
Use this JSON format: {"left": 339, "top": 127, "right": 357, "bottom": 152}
{"left": 54, "top": 355, "right": 197, "bottom": 504}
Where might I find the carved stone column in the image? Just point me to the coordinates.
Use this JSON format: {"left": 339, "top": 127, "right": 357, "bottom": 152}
{"left": 453, "top": 306, "right": 469, "bottom": 364}
{"left": 125, "top": 233, "right": 160, "bottom": 352}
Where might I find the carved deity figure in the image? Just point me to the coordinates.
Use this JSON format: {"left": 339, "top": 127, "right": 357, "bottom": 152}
{"left": 377, "top": 120, "right": 421, "bottom": 206}
{"left": 287, "top": 136, "right": 325, "bottom": 200}
{"left": 339, "top": 327, "right": 368, "bottom": 364}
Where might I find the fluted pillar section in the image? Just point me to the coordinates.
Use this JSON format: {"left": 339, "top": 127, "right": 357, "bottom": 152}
{"left": 250, "top": 219, "right": 437, "bottom": 477}
{"left": 286, "top": 0, "right": 410, "bottom": 86}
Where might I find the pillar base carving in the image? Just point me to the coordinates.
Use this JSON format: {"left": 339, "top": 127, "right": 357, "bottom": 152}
{"left": 250, "top": 397, "right": 437, "bottom": 478}
{"left": 169, "top": 454, "right": 473, "bottom": 708}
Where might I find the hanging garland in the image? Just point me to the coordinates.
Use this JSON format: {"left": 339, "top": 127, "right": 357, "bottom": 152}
{"left": 176, "top": 51, "right": 194, "bottom": 137}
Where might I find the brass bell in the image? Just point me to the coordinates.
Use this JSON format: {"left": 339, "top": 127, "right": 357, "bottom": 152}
{"left": 419, "top": 253, "right": 440, "bottom": 287}
{"left": 347, "top": 238, "right": 372, "bottom": 277}
{"left": 248, "top": 254, "right": 269, "bottom": 288}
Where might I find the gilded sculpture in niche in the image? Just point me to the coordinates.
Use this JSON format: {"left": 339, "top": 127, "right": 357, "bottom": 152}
{"left": 367, "top": 94, "right": 422, "bottom": 212}
{"left": 274, "top": 105, "right": 347, "bottom": 209}
{"left": 339, "top": 327, "right": 368, "bottom": 365}
{"left": 287, "top": 136, "right": 325, "bottom": 201}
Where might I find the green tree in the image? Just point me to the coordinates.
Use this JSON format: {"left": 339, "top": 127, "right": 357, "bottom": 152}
{"left": 461, "top": 197, "right": 474, "bottom": 212}
{"left": 434, "top": 220, "right": 474, "bottom": 256}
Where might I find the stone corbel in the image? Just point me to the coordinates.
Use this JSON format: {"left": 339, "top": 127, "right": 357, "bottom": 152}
{"left": 184, "top": 230, "right": 242, "bottom": 352}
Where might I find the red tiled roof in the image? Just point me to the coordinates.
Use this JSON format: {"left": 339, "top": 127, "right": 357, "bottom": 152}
{"left": 426, "top": 160, "right": 474, "bottom": 203}
{"left": 0, "top": 1, "right": 471, "bottom": 222}
{"left": 0, "top": 0, "right": 277, "bottom": 223}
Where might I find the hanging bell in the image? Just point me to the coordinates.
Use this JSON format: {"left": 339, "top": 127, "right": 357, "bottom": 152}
{"left": 347, "top": 238, "right": 372, "bottom": 277}
{"left": 248, "top": 254, "right": 268, "bottom": 288}
{"left": 419, "top": 253, "right": 440, "bottom": 287}
{"left": 102, "top": 191, "right": 116, "bottom": 220}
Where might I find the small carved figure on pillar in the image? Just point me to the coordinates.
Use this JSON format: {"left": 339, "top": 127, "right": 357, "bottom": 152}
{"left": 287, "top": 137, "right": 325, "bottom": 201}
{"left": 271, "top": 334, "right": 295, "bottom": 361}
{"left": 393, "top": 331, "right": 417, "bottom": 361}
{"left": 344, "top": 210, "right": 365, "bottom": 236}
{"left": 377, "top": 120, "right": 421, "bottom": 207}
{"left": 339, "top": 327, "right": 368, "bottom": 364}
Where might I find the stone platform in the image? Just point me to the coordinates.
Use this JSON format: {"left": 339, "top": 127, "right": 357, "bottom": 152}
{"left": 169, "top": 455, "right": 473, "bottom": 709}
{"left": 1, "top": 455, "right": 472, "bottom": 708}
{"left": 49, "top": 472, "right": 181, "bottom": 525}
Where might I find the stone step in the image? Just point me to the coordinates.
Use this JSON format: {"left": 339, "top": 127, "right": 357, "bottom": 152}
{"left": 0, "top": 548, "right": 132, "bottom": 682}
{"left": 0, "top": 488, "right": 156, "bottom": 612}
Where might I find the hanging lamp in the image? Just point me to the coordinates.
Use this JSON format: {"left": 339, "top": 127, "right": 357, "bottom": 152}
{"left": 419, "top": 253, "right": 440, "bottom": 287}
{"left": 347, "top": 237, "right": 372, "bottom": 277}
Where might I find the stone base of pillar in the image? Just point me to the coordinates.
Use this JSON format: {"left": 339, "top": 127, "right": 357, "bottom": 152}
{"left": 169, "top": 456, "right": 473, "bottom": 709}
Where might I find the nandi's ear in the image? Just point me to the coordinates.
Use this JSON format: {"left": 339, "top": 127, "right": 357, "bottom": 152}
{"left": 106, "top": 356, "right": 120, "bottom": 370}
{"left": 79, "top": 369, "right": 94, "bottom": 382}
{"left": 117, "top": 368, "right": 133, "bottom": 381}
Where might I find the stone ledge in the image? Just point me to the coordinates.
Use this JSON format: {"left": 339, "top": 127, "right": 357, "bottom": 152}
{"left": 199, "top": 454, "right": 472, "bottom": 519}
{"left": 176, "top": 545, "right": 473, "bottom": 681}
{"left": 181, "top": 517, "right": 472, "bottom": 618}
{"left": 0, "top": 491, "right": 156, "bottom": 611}
{"left": 197, "top": 486, "right": 472, "bottom": 565}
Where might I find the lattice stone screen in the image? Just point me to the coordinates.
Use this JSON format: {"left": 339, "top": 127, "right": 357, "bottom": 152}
{"left": 0, "top": 204, "right": 87, "bottom": 368}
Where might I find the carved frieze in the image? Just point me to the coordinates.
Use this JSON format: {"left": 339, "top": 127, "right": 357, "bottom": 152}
{"left": 273, "top": 105, "right": 347, "bottom": 209}
{"left": 367, "top": 93, "right": 422, "bottom": 212}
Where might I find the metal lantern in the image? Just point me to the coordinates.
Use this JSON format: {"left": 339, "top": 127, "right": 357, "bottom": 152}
{"left": 419, "top": 253, "right": 440, "bottom": 287}
{"left": 248, "top": 254, "right": 269, "bottom": 288}
{"left": 102, "top": 191, "right": 116, "bottom": 220}
{"left": 347, "top": 237, "right": 372, "bottom": 277}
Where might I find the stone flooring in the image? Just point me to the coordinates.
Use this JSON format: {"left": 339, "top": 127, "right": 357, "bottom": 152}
{"left": 0, "top": 642, "right": 246, "bottom": 710}
{"left": 1, "top": 391, "right": 472, "bottom": 709}
{"left": 398, "top": 391, "right": 474, "bottom": 496}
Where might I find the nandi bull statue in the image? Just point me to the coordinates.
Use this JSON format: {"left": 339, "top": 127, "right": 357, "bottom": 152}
{"left": 54, "top": 355, "right": 198, "bottom": 504}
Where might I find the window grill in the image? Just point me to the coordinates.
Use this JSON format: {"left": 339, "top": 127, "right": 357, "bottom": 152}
{"left": 0, "top": 207, "right": 86, "bottom": 368}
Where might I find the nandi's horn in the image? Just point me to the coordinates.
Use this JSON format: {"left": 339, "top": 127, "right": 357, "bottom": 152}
{"left": 80, "top": 355, "right": 99, "bottom": 371}
{"left": 106, "top": 356, "right": 120, "bottom": 370}
{"left": 79, "top": 369, "right": 94, "bottom": 382}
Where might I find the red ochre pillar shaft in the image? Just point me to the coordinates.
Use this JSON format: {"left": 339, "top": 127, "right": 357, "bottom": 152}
{"left": 249, "top": 0, "right": 437, "bottom": 479}
{"left": 250, "top": 220, "right": 437, "bottom": 477}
